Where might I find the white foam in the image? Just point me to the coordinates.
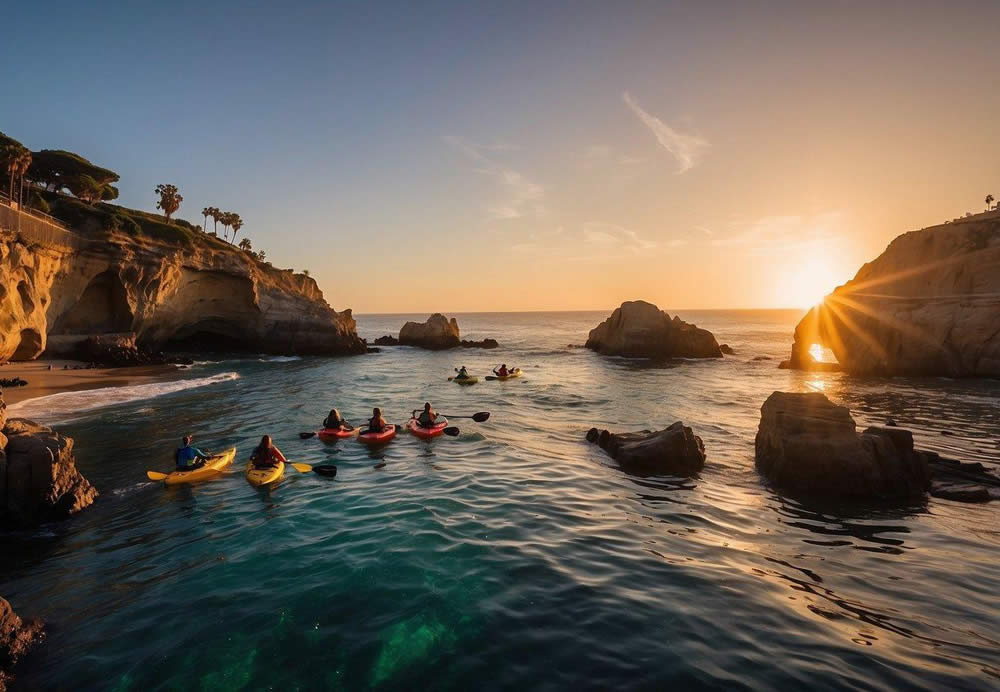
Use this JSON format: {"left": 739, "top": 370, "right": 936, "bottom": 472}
{"left": 7, "top": 372, "right": 240, "bottom": 424}
{"left": 259, "top": 355, "right": 302, "bottom": 363}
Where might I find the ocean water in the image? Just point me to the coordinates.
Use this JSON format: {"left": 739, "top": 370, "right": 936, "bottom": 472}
{"left": 2, "top": 310, "right": 999, "bottom": 691}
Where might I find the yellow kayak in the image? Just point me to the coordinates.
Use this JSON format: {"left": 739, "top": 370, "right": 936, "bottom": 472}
{"left": 245, "top": 460, "right": 285, "bottom": 487}
{"left": 452, "top": 376, "right": 478, "bottom": 385}
{"left": 161, "top": 448, "right": 237, "bottom": 485}
{"left": 494, "top": 368, "right": 522, "bottom": 380}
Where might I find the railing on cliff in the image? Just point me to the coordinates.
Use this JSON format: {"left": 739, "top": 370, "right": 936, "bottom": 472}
{"left": 0, "top": 195, "right": 86, "bottom": 249}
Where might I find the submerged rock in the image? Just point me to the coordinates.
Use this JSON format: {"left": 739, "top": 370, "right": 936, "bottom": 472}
{"left": 586, "top": 422, "right": 706, "bottom": 476}
{"left": 460, "top": 338, "right": 499, "bottom": 349}
{"left": 0, "top": 596, "right": 44, "bottom": 691}
{"left": 1, "top": 411, "right": 98, "bottom": 526}
{"left": 373, "top": 335, "right": 399, "bottom": 346}
{"left": 784, "top": 214, "right": 1000, "bottom": 376}
{"left": 399, "top": 314, "right": 461, "bottom": 350}
{"left": 754, "top": 392, "right": 930, "bottom": 500}
{"left": 720, "top": 344, "right": 735, "bottom": 355}
{"left": 585, "top": 301, "right": 722, "bottom": 359}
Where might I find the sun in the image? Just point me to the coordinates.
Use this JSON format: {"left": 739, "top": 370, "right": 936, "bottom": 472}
{"left": 782, "top": 256, "right": 843, "bottom": 309}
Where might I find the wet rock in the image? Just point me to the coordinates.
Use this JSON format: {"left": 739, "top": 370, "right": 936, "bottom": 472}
{"left": 586, "top": 301, "right": 722, "bottom": 359}
{"left": 926, "top": 455, "right": 1000, "bottom": 503}
{"left": 929, "top": 482, "right": 991, "bottom": 503}
{"left": 720, "top": 344, "right": 735, "bottom": 355}
{"left": 399, "top": 314, "right": 460, "bottom": 350}
{"left": 0, "top": 378, "right": 27, "bottom": 388}
{"left": 586, "top": 421, "right": 705, "bottom": 476}
{"left": 752, "top": 355, "right": 771, "bottom": 361}
{"left": 1, "top": 415, "right": 98, "bottom": 527}
{"left": 460, "top": 338, "right": 499, "bottom": 349}
{"left": 0, "top": 596, "right": 44, "bottom": 691}
{"left": 373, "top": 335, "right": 399, "bottom": 346}
{"left": 366, "top": 347, "right": 381, "bottom": 354}
{"left": 754, "top": 392, "right": 930, "bottom": 500}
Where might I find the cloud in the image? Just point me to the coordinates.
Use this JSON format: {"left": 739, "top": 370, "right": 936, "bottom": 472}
{"left": 622, "top": 92, "right": 709, "bottom": 173}
{"left": 712, "top": 212, "right": 844, "bottom": 254}
{"left": 443, "top": 136, "right": 543, "bottom": 220}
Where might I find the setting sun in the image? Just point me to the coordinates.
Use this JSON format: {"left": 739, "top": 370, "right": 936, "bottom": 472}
{"left": 780, "top": 256, "right": 845, "bottom": 308}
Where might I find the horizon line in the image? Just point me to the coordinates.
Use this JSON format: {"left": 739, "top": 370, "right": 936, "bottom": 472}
{"left": 350, "top": 306, "right": 812, "bottom": 316}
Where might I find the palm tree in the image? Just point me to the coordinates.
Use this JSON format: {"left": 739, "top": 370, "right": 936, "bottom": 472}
{"left": 987, "top": 194, "right": 995, "bottom": 211}
{"left": 229, "top": 213, "right": 243, "bottom": 244}
{"left": 202, "top": 207, "right": 211, "bottom": 232}
{"left": 238, "top": 238, "right": 252, "bottom": 251}
{"left": 208, "top": 207, "right": 221, "bottom": 236}
{"left": 13, "top": 148, "right": 31, "bottom": 208}
{"left": 154, "top": 183, "right": 183, "bottom": 222}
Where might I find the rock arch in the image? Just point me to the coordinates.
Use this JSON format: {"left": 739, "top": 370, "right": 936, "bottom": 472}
{"left": 51, "top": 270, "right": 133, "bottom": 336}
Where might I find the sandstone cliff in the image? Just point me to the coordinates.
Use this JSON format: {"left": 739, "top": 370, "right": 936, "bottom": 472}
{"left": 585, "top": 300, "right": 722, "bottom": 359}
{"left": 0, "top": 222, "right": 365, "bottom": 360}
{"left": 786, "top": 213, "right": 1000, "bottom": 376}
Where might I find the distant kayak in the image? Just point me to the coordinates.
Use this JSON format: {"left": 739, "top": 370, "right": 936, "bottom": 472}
{"left": 245, "top": 460, "right": 285, "bottom": 487}
{"left": 160, "top": 448, "right": 236, "bottom": 485}
{"left": 317, "top": 427, "right": 356, "bottom": 439}
{"left": 407, "top": 417, "right": 448, "bottom": 439}
{"left": 452, "top": 376, "right": 478, "bottom": 385}
{"left": 492, "top": 368, "right": 522, "bottom": 380}
{"left": 358, "top": 424, "right": 397, "bottom": 445}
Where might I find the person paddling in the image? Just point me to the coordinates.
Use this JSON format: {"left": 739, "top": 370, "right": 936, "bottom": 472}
{"left": 323, "top": 408, "right": 353, "bottom": 431}
{"left": 413, "top": 402, "right": 438, "bottom": 428}
{"left": 493, "top": 363, "right": 512, "bottom": 377}
{"left": 365, "top": 407, "right": 388, "bottom": 434}
{"left": 455, "top": 366, "right": 470, "bottom": 380}
{"left": 175, "top": 435, "right": 210, "bottom": 471}
{"left": 250, "top": 435, "right": 286, "bottom": 468}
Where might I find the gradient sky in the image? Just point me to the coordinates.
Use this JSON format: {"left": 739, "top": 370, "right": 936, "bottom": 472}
{"left": 2, "top": 1, "right": 998, "bottom": 313}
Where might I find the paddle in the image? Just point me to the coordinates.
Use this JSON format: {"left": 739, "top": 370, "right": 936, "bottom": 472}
{"left": 300, "top": 427, "right": 356, "bottom": 439}
{"left": 286, "top": 461, "right": 314, "bottom": 473}
{"left": 442, "top": 411, "right": 490, "bottom": 422}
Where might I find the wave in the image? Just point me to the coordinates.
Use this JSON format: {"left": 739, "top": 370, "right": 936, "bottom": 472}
{"left": 7, "top": 372, "right": 240, "bottom": 423}
{"left": 259, "top": 356, "right": 302, "bottom": 363}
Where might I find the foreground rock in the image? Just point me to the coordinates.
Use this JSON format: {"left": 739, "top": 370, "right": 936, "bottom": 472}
{"left": 784, "top": 213, "right": 1000, "bottom": 376}
{"left": 585, "top": 301, "right": 722, "bottom": 359}
{"left": 0, "top": 596, "right": 44, "bottom": 692}
{"left": 399, "top": 314, "right": 461, "bottom": 350}
{"left": 755, "top": 392, "right": 931, "bottom": 500}
{"left": 0, "top": 227, "right": 365, "bottom": 361}
{"left": 1, "top": 402, "right": 97, "bottom": 526}
{"left": 586, "top": 422, "right": 706, "bottom": 476}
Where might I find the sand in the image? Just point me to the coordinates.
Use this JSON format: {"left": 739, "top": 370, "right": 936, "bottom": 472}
{"left": 0, "top": 360, "right": 178, "bottom": 406}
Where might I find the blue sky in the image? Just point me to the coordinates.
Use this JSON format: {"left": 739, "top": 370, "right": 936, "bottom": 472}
{"left": 3, "top": 1, "right": 998, "bottom": 311}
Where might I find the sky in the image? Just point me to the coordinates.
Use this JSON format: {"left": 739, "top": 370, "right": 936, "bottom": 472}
{"left": 2, "top": 1, "right": 998, "bottom": 313}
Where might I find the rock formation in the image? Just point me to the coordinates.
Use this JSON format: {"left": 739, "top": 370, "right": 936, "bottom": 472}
{"left": 755, "top": 392, "right": 931, "bottom": 500}
{"left": 398, "top": 314, "right": 461, "bottom": 350}
{"left": 784, "top": 213, "right": 1000, "bottom": 376}
{"left": 0, "top": 226, "right": 365, "bottom": 361}
{"left": 1, "top": 390, "right": 97, "bottom": 526}
{"left": 0, "top": 596, "right": 44, "bottom": 692}
{"left": 586, "top": 422, "right": 706, "bottom": 476}
{"left": 373, "top": 335, "right": 399, "bottom": 346}
{"left": 585, "top": 301, "right": 722, "bottom": 359}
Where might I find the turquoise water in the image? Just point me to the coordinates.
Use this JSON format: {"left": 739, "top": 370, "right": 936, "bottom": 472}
{"left": 3, "top": 310, "right": 999, "bottom": 690}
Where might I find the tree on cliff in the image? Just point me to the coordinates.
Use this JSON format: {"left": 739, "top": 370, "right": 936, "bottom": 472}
{"left": 229, "top": 213, "right": 243, "bottom": 244}
{"left": 238, "top": 237, "right": 252, "bottom": 251}
{"left": 201, "top": 206, "right": 211, "bottom": 231}
{"left": 68, "top": 174, "right": 118, "bottom": 205}
{"left": 208, "top": 206, "right": 221, "bottom": 235}
{"left": 28, "top": 149, "right": 119, "bottom": 196}
{"left": 3, "top": 145, "right": 32, "bottom": 205}
{"left": 987, "top": 194, "right": 995, "bottom": 211}
{"left": 154, "top": 183, "right": 183, "bottom": 222}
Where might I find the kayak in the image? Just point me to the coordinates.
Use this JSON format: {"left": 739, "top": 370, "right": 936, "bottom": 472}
{"left": 162, "top": 447, "right": 236, "bottom": 485}
{"left": 494, "top": 368, "right": 522, "bottom": 380}
{"left": 453, "top": 376, "right": 478, "bottom": 385}
{"left": 358, "top": 424, "right": 397, "bottom": 445}
{"left": 245, "top": 460, "right": 285, "bottom": 487}
{"left": 318, "top": 427, "right": 357, "bottom": 439}
{"left": 407, "top": 417, "right": 449, "bottom": 439}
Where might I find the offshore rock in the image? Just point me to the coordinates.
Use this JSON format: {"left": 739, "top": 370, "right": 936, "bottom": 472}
{"left": 586, "top": 422, "right": 706, "bottom": 476}
{"left": 754, "top": 392, "right": 930, "bottom": 500}
{"left": 399, "top": 314, "right": 461, "bottom": 350}
{"left": 0, "top": 596, "right": 44, "bottom": 692}
{"left": 373, "top": 335, "right": 399, "bottom": 346}
{"left": 785, "top": 213, "right": 1000, "bottom": 376}
{"left": 585, "top": 300, "right": 722, "bottom": 359}
{"left": 460, "top": 338, "right": 499, "bottom": 349}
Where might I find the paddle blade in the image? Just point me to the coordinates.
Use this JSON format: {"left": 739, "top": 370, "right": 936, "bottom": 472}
{"left": 288, "top": 462, "right": 313, "bottom": 473}
{"left": 485, "top": 376, "right": 498, "bottom": 381}
{"left": 471, "top": 412, "right": 491, "bottom": 422}
{"left": 313, "top": 464, "right": 338, "bottom": 477}
{"left": 447, "top": 377, "right": 455, "bottom": 381}
{"left": 299, "top": 432, "right": 317, "bottom": 439}
{"left": 443, "top": 427, "right": 460, "bottom": 436}
{"left": 146, "top": 471, "right": 168, "bottom": 481}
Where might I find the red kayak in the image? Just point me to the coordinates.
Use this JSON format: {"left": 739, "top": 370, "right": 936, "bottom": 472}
{"left": 318, "top": 427, "right": 356, "bottom": 439}
{"left": 358, "top": 424, "right": 397, "bottom": 445}
{"left": 407, "top": 417, "right": 449, "bottom": 439}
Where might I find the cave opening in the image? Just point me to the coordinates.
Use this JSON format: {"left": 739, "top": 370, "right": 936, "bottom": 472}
{"left": 12, "top": 328, "right": 43, "bottom": 361}
{"left": 51, "top": 270, "right": 133, "bottom": 335}
{"left": 163, "top": 329, "right": 252, "bottom": 353}
{"left": 808, "top": 342, "right": 840, "bottom": 365}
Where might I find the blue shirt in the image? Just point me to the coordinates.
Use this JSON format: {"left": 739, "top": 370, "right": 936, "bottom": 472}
{"left": 175, "top": 445, "right": 207, "bottom": 468}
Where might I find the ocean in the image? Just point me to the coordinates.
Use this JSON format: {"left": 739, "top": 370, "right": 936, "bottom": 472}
{"left": 2, "top": 310, "right": 998, "bottom": 690}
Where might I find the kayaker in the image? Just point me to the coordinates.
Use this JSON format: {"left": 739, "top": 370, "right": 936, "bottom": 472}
{"left": 455, "top": 366, "right": 470, "bottom": 379}
{"left": 493, "top": 364, "right": 511, "bottom": 377}
{"left": 250, "top": 435, "right": 287, "bottom": 469}
{"left": 366, "top": 407, "right": 387, "bottom": 434}
{"left": 323, "top": 408, "right": 353, "bottom": 431}
{"left": 414, "top": 402, "right": 438, "bottom": 428}
{"left": 175, "top": 435, "right": 210, "bottom": 471}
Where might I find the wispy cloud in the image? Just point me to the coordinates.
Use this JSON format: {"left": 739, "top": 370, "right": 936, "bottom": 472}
{"left": 712, "top": 212, "right": 844, "bottom": 254}
{"left": 622, "top": 92, "right": 709, "bottom": 173}
{"left": 443, "top": 135, "right": 543, "bottom": 220}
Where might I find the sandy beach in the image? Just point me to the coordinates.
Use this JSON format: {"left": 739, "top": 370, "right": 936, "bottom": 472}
{"left": 0, "top": 360, "right": 179, "bottom": 406}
